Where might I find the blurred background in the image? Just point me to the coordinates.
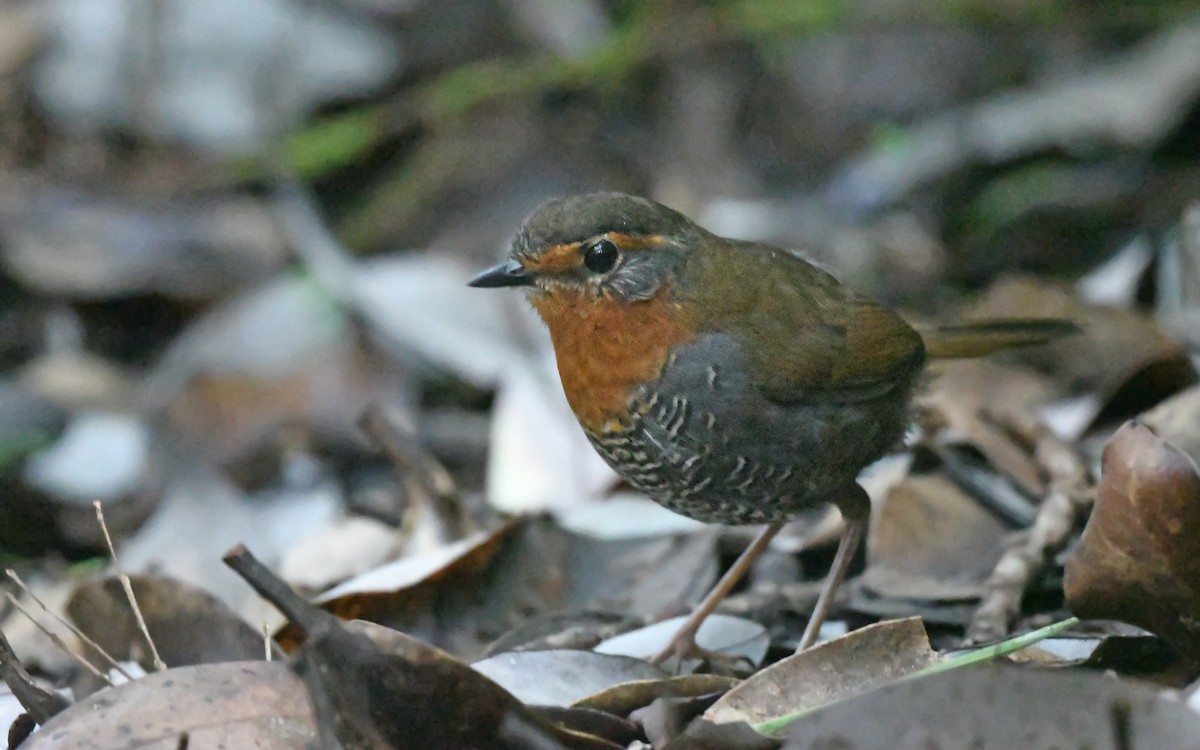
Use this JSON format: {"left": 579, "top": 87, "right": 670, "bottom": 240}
{"left": 3, "top": 0, "right": 1200, "bottom": 672}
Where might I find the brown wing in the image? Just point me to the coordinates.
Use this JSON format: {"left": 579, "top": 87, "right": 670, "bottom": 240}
{"left": 686, "top": 242, "right": 925, "bottom": 404}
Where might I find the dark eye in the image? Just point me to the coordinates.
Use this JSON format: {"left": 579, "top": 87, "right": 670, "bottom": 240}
{"left": 583, "top": 239, "right": 618, "bottom": 273}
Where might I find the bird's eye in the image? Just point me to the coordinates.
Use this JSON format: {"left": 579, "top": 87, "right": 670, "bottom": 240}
{"left": 583, "top": 239, "right": 619, "bottom": 273}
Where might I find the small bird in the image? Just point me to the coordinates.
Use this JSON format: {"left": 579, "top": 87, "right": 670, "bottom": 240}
{"left": 471, "top": 192, "right": 1073, "bottom": 662}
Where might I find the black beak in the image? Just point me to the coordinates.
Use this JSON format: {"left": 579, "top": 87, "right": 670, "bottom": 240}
{"left": 468, "top": 260, "right": 533, "bottom": 288}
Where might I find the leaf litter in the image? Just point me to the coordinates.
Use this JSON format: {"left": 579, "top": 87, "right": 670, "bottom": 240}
{"left": 4, "top": 7, "right": 1200, "bottom": 750}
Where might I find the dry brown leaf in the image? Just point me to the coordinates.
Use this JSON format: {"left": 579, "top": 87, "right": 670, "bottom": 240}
{"left": 152, "top": 276, "right": 393, "bottom": 475}
{"left": 704, "top": 617, "right": 937, "bottom": 727}
{"left": 67, "top": 574, "right": 270, "bottom": 668}
{"left": 920, "top": 359, "right": 1058, "bottom": 496}
{"left": 228, "top": 545, "right": 618, "bottom": 750}
{"left": 1064, "top": 420, "right": 1200, "bottom": 661}
{"left": 861, "top": 474, "right": 1006, "bottom": 602}
{"left": 967, "top": 276, "right": 1195, "bottom": 415}
{"left": 523, "top": 705, "right": 643, "bottom": 748}
{"left": 1143, "top": 383, "right": 1200, "bottom": 468}
{"left": 573, "top": 674, "right": 740, "bottom": 716}
{"left": 23, "top": 661, "right": 315, "bottom": 749}
{"left": 276, "top": 517, "right": 587, "bottom": 661}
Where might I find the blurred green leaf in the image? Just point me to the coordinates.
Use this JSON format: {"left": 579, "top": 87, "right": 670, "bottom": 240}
{"left": 287, "top": 107, "right": 388, "bottom": 179}
{"left": 0, "top": 430, "right": 54, "bottom": 474}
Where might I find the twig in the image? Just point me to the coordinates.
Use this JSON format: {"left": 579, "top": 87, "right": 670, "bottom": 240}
{"left": 94, "top": 500, "right": 165, "bottom": 671}
{"left": 965, "top": 415, "right": 1094, "bottom": 643}
{"left": 933, "top": 444, "right": 1039, "bottom": 528}
{"left": 3, "top": 593, "right": 110, "bottom": 685}
{"left": 360, "top": 403, "right": 470, "bottom": 540}
{"left": 223, "top": 544, "right": 330, "bottom": 639}
{"left": 0, "top": 626, "right": 70, "bottom": 723}
{"left": 5, "top": 570, "right": 132, "bottom": 681}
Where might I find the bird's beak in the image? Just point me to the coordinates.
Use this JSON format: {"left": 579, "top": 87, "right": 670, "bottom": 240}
{"left": 468, "top": 259, "right": 534, "bottom": 288}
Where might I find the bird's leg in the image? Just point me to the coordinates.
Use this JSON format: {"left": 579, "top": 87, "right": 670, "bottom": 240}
{"left": 650, "top": 521, "right": 786, "bottom": 666}
{"left": 795, "top": 484, "right": 870, "bottom": 652}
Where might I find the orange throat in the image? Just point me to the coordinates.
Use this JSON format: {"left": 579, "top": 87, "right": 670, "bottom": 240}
{"left": 530, "top": 287, "right": 695, "bottom": 435}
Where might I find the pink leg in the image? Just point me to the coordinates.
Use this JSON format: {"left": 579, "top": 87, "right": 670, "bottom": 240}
{"left": 795, "top": 516, "right": 866, "bottom": 652}
{"left": 651, "top": 522, "right": 785, "bottom": 665}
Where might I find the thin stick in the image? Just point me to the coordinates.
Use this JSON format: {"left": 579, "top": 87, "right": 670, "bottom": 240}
{"left": 222, "top": 544, "right": 331, "bottom": 639}
{"left": 359, "top": 404, "right": 468, "bottom": 539}
{"left": 966, "top": 414, "right": 1092, "bottom": 643}
{"left": 5, "top": 571, "right": 133, "bottom": 681}
{"left": 94, "top": 500, "right": 165, "bottom": 671}
{"left": 263, "top": 622, "right": 272, "bottom": 662}
{"left": 0, "top": 626, "right": 70, "bottom": 723}
{"left": 4, "top": 594, "right": 110, "bottom": 684}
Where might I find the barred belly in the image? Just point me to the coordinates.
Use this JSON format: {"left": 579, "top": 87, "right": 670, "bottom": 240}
{"left": 584, "top": 345, "right": 914, "bottom": 525}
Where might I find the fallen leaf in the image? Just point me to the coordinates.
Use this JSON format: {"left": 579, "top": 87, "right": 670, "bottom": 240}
{"left": 118, "top": 469, "right": 339, "bottom": 628}
{"left": 635, "top": 688, "right": 725, "bottom": 747}
{"left": 1064, "top": 420, "right": 1200, "bottom": 661}
{"left": 472, "top": 650, "right": 666, "bottom": 707}
{"left": 594, "top": 614, "right": 769, "bottom": 666}
{"left": 861, "top": 474, "right": 1006, "bottom": 602}
{"left": 919, "top": 359, "right": 1058, "bottom": 496}
{"left": 22, "top": 661, "right": 316, "bottom": 750}
{"left": 353, "top": 255, "right": 542, "bottom": 388}
{"left": 1142, "top": 383, "right": 1200, "bottom": 467}
{"left": 148, "top": 274, "right": 388, "bottom": 470}
{"left": 278, "top": 515, "right": 401, "bottom": 591}
{"left": 782, "top": 663, "right": 1200, "bottom": 749}
{"left": 277, "top": 518, "right": 573, "bottom": 658}
{"left": 227, "top": 545, "right": 618, "bottom": 750}
{"left": 573, "top": 674, "right": 739, "bottom": 716}
{"left": 523, "top": 705, "right": 643, "bottom": 748}
{"left": 592, "top": 528, "right": 719, "bottom": 622}
{"left": 705, "top": 617, "right": 936, "bottom": 727}
{"left": 311, "top": 519, "right": 519, "bottom": 613}
{"left": 967, "top": 276, "right": 1195, "bottom": 427}
{"left": 486, "top": 364, "right": 616, "bottom": 514}
{"left": 554, "top": 495, "right": 706, "bottom": 540}
{"left": 67, "top": 575, "right": 270, "bottom": 668}
{"left": 481, "top": 611, "right": 641, "bottom": 656}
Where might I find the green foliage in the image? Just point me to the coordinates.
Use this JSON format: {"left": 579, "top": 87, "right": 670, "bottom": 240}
{"left": 286, "top": 107, "right": 388, "bottom": 179}
{"left": 0, "top": 430, "right": 54, "bottom": 473}
{"left": 965, "top": 161, "right": 1089, "bottom": 237}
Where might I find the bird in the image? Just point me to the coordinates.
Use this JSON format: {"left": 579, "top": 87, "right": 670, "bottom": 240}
{"left": 470, "top": 192, "right": 1075, "bottom": 663}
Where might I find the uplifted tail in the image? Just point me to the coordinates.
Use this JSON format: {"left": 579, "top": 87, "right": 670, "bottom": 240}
{"left": 918, "top": 319, "right": 1079, "bottom": 359}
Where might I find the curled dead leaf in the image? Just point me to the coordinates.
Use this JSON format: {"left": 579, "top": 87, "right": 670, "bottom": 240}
{"left": 967, "top": 276, "right": 1195, "bottom": 420}
{"left": 1064, "top": 421, "right": 1200, "bottom": 661}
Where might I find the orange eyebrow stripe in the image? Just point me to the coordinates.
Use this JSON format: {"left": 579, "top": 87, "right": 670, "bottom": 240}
{"left": 527, "top": 243, "right": 581, "bottom": 273}
{"left": 609, "top": 233, "right": 665, "bottom": 250}
{"left": 524, "top": 234, "right": 667, "bottom": 274}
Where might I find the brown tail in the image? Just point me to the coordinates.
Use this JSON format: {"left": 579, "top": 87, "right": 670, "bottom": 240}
{"left": 918, "top": 319, "right": 1079, "bottom": 359}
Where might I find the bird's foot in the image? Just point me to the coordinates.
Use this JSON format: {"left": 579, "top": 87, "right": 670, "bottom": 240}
{"left": 649, "top": 620, "right": 704, "bottom": 668}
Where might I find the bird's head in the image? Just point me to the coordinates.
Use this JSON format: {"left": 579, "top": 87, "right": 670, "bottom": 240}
{"left": 469, "top": 192, "right": 703, "bottom": 302}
